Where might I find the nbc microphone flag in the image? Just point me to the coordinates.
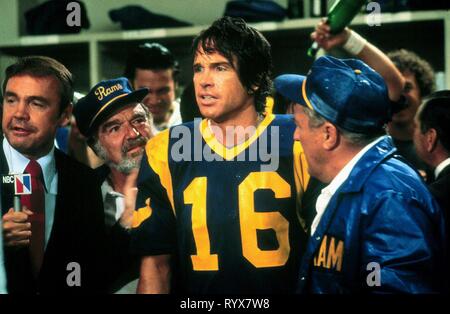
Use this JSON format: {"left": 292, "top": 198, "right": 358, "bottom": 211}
{"left": 14, "top": 174, "right": 32, "bottom": 195}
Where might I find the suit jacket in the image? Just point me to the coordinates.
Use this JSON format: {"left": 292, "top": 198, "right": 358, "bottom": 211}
{"left": 1, "top": 143, "right": 107, "bottom": 294}
{"left": 429, "top": 164, "right": 450, "bottom": 290}
{"left": 95, "top": 165, "right": 140, "bottom": 293}
{"left": 429, "top": 165, "right": 450, "bottom": 222}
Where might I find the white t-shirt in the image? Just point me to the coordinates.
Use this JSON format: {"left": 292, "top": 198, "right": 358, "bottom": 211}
{"left": 311, "top": 137, "right": 385, "bottom": 235}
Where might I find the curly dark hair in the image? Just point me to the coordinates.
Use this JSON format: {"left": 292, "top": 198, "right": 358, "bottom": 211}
{"left": 192, "top": 17, "right": 272, "bottom": 112}
{"left": 387, "top": 49, "right": 435, "bottom": 98}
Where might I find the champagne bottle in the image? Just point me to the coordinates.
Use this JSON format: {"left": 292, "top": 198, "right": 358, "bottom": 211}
{"left": 308, "top": 0, "right": 367, "bottom": 57}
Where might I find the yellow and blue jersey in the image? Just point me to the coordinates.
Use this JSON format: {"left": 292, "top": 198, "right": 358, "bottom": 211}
{"left": 131, "top": 114, "right": 309, "bottom": 293}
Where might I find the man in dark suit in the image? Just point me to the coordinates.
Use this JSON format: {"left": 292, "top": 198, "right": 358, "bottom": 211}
{"left": 413, "top": 90, "right": 450, "bottom": 214}
{"left": 1, "top": 56, "right": 106, "bottom": 294}
{"left": 413, "top": 90, "right": 450, "bottom": 289}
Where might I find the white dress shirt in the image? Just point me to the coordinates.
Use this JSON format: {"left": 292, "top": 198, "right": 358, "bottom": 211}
{"left": 153, "top": 100, "right": 183, "bottom": 134}
{"left": 100, "top": 177, "right": 139, "bottom": 294}
{"left": 101, "top": 179, "right": 125, "bottom": 228}
{"left": 168, "top": 100, "right": 183, "bottom": 127}
{"left": 311, "top": 137, "right": 385, "bottom": 235}
{"left": 435, "top": 157, "right": 450, "bottom": 180}
{"left": 3, "top": 138, "right": 58, "bottom": 248}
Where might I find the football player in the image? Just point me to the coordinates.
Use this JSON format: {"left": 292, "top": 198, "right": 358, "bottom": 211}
{"left": 131, "top": 17, "right": 309, "bottom": 294}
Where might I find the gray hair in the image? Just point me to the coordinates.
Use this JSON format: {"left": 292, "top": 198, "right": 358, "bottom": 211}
{"left": 302, "top": 106, "right": 385, "bottom": 147}
{"left": 302, "top": 105, "right": 326, "bottom": 128}
{"left": 337, "top": 126, "right": 386, "bottom": 147}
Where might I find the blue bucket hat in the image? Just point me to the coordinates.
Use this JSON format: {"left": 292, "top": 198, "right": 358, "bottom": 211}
{"left": 74, "top": 77, "right": 148, "bottom": 137}
{"left": 274, "top": 56, "right": 392, "bottom": 133}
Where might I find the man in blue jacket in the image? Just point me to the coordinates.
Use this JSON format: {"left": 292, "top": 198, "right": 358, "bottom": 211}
{"left": 278, "top": 55, "right": 446, "bottom": 293}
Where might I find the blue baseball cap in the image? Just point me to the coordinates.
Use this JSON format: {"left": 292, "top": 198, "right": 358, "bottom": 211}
{"left": 74, "top": 77, "right": 148, "bottom": 137}
{"left": 274, "top": 56, "right": 392, "bottom": 133}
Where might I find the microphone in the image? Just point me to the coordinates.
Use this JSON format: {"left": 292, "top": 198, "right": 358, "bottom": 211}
{"left": 1, "top": 174, "right": 32, "bottom": 212}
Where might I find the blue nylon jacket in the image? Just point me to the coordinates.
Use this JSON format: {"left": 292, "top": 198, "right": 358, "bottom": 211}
{"left": 297, "top": 136, "right": 446, "bottom": 294}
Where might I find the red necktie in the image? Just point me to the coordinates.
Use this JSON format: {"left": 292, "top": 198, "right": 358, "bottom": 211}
{"left": 21, "top": 160, "right": 45, "bottom": 278}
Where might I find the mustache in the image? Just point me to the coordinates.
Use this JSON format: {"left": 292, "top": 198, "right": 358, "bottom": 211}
{"left": 122, "top": 136, "right": 148, "bottom": 154}
{"left": 7, "top": 120, "right": 37, "bottom": 132}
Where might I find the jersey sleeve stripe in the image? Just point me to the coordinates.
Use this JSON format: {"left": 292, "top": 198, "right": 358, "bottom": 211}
{"left": 293, "top": 140, "right": 310, "bottom": 200}
{"left": 144, "top": 129, "right": 176, "bottom": 216}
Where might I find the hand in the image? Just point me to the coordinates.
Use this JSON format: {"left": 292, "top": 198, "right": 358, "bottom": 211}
{"left": 119, "top": 169, "right": 139, "bottom": 229}
{"left": 2, "top": 207, "right": 33, "bottom": 247}
{"left": 311, "top": 20, "right": 351, "bottom": 51}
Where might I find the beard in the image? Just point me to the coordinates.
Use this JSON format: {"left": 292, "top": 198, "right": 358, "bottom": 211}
{"left": 93, "top": 136, "right": 148, "bottom": 174}
{"left": 113, "top": 155, "right": 142, "bottom": 174}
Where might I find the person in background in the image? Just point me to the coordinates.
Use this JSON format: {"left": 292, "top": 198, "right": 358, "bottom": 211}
{"left": 74, "top": 77, "right": 154, "bottom": 293}
{"left": 67, "top": 115, "right": 104, "bottom": 168}
{"left": 124, "top": 43, "right": 182, "bottom": 133}
{"left": 413, "top": 90, "right": 450, "bottom": 289}
{"left": 179, "top": 82, "right": 202, "bottom": 123}
{"left": 67, "top": 92, "right": 104, "bottom": 169}
{"left": 387, "top": 49, "right": 436, "bottom": 178}
{"left": 414, "top": 90, "right": 450, "bottom": 213}
{"left": 271, "top": 86, "right": 295, "bottom": 115}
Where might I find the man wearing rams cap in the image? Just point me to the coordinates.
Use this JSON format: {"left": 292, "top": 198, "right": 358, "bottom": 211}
{"left": 74, "top": 77, "right": 153, "bottom": 293}
{"left": 277, "top": 56, "right": 445, "bottom": 293}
